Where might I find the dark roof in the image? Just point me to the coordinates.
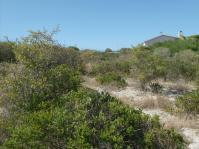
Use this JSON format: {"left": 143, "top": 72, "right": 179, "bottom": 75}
{"left": 144, "top": 35, "right": 178, "bottom": 44}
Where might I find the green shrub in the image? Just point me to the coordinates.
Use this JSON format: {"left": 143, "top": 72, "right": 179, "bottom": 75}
{"left": 176, "top": 90, "right": 199, "bottom": 117}
{"left": 15, "top": 43, "right": 82, "bottom": 71}
{"left": 132, "top": 46, "right": 199, "bottom": 88}
{"left": 132, "top": 47, "right": 167, "bottom": 89}
{"left": 151, "top": 38, "right": 199, "bottom": 54}
{"left": 96, "top": 72, "right": 127, "bottom": 87}
{"left": 1, "top": 64, "right": 80, "bottom": 113}
{"left": 0, "top": 41, "right": 16, "bottom": 63}
{"left": 169, "top": 50, "right": 199, "bottom": 81}
{"left": 92, "top": 61, "right": 131, "bottom": 76}
{"left": 0, "top": 63, "right": 11, "bottom": 77}
{"left": 3, "top": 94, "right": 90, "bottom": 148}
{"left": 0, "top": 90, "right": 186, "bottom": 148}
{"left": 1, "top": 30, "right": 81, "bottom": 113}
{"left": 85, "top": 92, "right": 185, "bottom": 148}
{"left": 145, "top": 128, "right": 185, "bottom": 149}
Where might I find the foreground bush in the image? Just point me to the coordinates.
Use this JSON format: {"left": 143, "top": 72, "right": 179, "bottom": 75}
{"left": 1, "top": 91, "right": 185, "bottom": 148}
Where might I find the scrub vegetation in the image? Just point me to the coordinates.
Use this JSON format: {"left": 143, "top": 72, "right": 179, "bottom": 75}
{"left": 1, "top": 29, "right": 199, "bottom": 148}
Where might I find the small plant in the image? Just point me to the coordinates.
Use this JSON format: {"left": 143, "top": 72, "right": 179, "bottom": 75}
{"left": 149, "top": 82, "right": 163, "bottom": 93}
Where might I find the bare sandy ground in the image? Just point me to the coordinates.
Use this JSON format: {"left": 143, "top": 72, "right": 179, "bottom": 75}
{"left": 82, "top": 76, "right": 199, "bottom": 149}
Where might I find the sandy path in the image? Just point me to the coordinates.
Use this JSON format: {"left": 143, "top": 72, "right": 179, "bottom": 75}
{"left": 82, "top": 76, "right": 199, "bottom": 149}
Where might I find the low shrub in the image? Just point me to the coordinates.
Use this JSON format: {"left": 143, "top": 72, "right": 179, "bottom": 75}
{"left": 175, "top": 90, "right": 199, "bottom": 117}
{"left": 132, "top": 47, "right": 167, "bottom": 90}
{"left": 96, "top": 72, "right": 127, "bottom": 87}
{"left": 91, "top": 61, "right": 131, "bottom": 76}
{"left": 145, "top": 128, "right": 185, "bottom": 149}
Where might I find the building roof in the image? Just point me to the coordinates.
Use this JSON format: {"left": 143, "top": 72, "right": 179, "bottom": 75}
{"left": 143, "top": 34, "right": 179, "bottom": 46}
{"left": 144, "top": 35, "right": 178, "bottom": 43}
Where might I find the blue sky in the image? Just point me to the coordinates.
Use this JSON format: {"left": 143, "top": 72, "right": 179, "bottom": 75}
{"left": 0, "top": 0, "right": 198, "bottom": 50}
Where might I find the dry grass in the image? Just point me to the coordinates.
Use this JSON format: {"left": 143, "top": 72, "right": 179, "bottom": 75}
{"left": 133, "top": 95, "right": 173, "bottom": 111}
{"left": 164, "top": 116, "right": 199, "bottom": 129}
{"left": 84, "top": 63, "right": 93, "bottom": 74}
{"left": 160, "top": 79, "right": 196, "bottom": 93}
{"left": 82, "top": 76, "right": 99, "bottom": 88}
{"left": 134, "top": 97, "right": 157, "bottom": 109}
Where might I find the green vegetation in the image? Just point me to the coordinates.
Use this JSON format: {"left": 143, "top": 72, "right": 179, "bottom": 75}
{"left": 131, "top": 46, "right": 199, "bottom": 89}
{"left": 90, "top": 60, "right": 131, "bottom": 88}
{"left": 176, "top": 90, "right": 199, "bottom": 117}
{"left": 0, "top": 29, "right": 186, "bottom": 148}
{"left": 96, "top": 72, "right": 127, "bottom": 87}
{"left": 0, "top": 41, "right": 16, "bottom": 62}
{"left": 151, "top": 37, "right": 199, "bottom": 53}
{"left": 132, "top": 47, "right": 167, "bottom": 89}
{"left": 92, "top": 61, "right": 131, "bottom": 76}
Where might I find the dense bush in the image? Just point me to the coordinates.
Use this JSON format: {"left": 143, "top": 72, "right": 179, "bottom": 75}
{"left": 132, "top": 45, "right": 199, "bottom": 90}
{"left": 151, "top": 38, "right": 199, "bottom": 54}
{"left": 1, "top": 91, "right": 185, "bottom": 148}
{"left": 96, "top": 72, "right": 127, "bottom": 87}
{"left": 1, "top": 91, "right": 89, "bottom": 148}
{"left": 1, "top": 30, "right": 81, "bottom": 114}
{"left": 0, "top": 63, "right": 12, "bottom": 77}
{"left": 0, "top": 41, "right": 16, "bottom": 62}
{"left": 1, "top": 64, "right": 80, "bottom": 112}
{"left": 91, "top": 61, "right": 131, "bottom": 88}
{"left": 170, "top": 50, "right": 199, "bottom": 80}
{"left": 175, "top": 90, "right": 199, "bottom": 117}
{"left": 92, "top": 61, "right": 131, "bottom": 76}
{"left": 15, "top": 34, "right": 82, "bottom": 71}
{"left": 145, "top": 128, "right": 185, "bottom": 149}
{"left": 132, "top": 47, "right": 167, "bottom": 89}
